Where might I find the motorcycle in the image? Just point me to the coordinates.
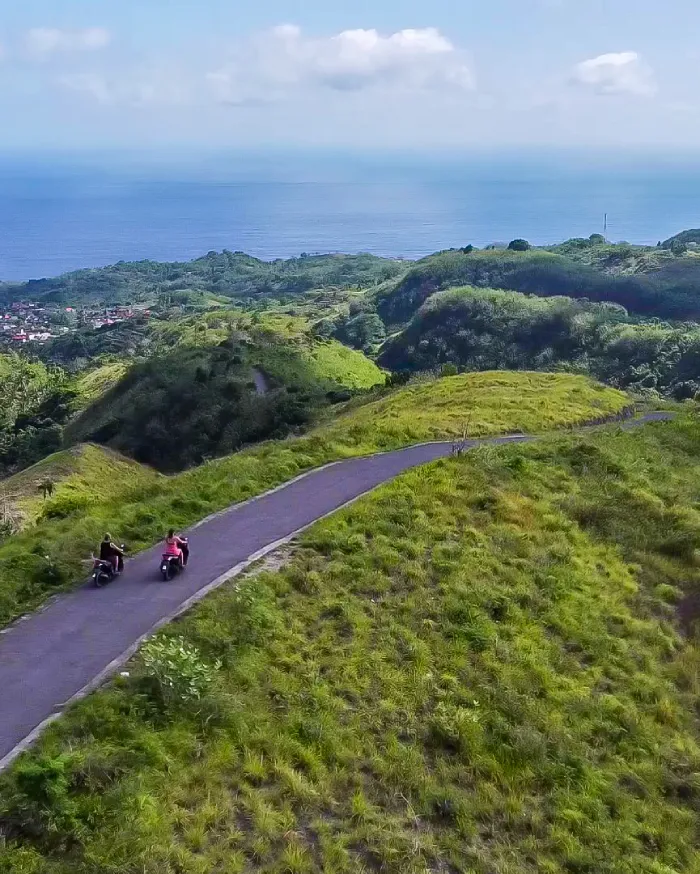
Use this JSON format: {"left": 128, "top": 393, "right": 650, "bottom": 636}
{"left": 92, "top": 546, "right": 125, "bottom": 588}
{"left": 160, "top": 537, "right": 189, "bottom": 580}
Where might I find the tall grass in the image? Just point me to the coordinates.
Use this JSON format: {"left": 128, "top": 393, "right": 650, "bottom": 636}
{"left": 1, "top": 414, "right": 698, "bottom": 873}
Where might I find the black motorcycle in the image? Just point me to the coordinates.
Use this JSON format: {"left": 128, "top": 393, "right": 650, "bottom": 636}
{"left": 92, "top": 546, "right": 125, "bottom": 588}
{"left": 160, "top": 538, "right": 189, "bottom": 580}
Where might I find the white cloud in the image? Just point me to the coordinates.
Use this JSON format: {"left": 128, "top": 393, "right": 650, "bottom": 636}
{"left": 571, "top": 51, "right": 656, "bottom": 96}
{"left": 207, "top": 24, "right": 474, "bottom": 104}
{"left": 58, "top": 73, "right": 112, "bottom": 103}
{"left": 25, "top": 27, "right": 111, "bottom": 59}
{"left": 58, "top": 67, "right": 191, "bottom": 107}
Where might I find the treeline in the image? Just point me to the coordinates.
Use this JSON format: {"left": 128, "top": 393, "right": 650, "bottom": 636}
{"left": 1, "top": 251, "right": 404, "bottom": 307}
{"left": 378, "top": 286, "right": 700, "bottom": 398}
{"left": 376, "top": 248, "right": 700, "bottom": 325}
{"left": 0, "top": 354, "right": 75, "bottom": 475}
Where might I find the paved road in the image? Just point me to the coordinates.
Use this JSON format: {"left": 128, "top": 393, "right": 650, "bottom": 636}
{"left": 0, "top": 412, "right": 673, "bottom": 768}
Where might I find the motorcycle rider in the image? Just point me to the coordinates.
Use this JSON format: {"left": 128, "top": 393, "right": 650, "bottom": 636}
{"left": 164, "top": 529, "right": 188, "bottom": 568}
{"left": 99, "top": 533, "right": 124, "bottom": 574}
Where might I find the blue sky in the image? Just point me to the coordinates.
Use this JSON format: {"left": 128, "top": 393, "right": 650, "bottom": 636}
{"left": 2, "top": 0, "right": 699, "bottom": 151}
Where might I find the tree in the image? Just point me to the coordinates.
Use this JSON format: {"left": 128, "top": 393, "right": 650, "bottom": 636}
{"left": 589, "top": 234, "right": 606, "bottom": 245}
{"left": 38, "top": 480, "right": 55, "bottom": 500}
{"left": 312, "top": 319, "right": 335, "bottom": 341}
{"left": 338, "top": 313, "right": 386, "bottom": 351}
{"left": 508, "top": 239, "right": 531, "bottom": 252}
{"left": 671, "top": 240, "right": 688, "bottom": 256}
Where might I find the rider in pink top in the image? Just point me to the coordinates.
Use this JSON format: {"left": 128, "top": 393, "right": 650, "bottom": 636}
{"left": 164, "top": 529, "right": 186, "bottom": 566}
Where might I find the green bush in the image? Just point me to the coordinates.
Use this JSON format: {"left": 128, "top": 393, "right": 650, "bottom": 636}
{"left": 1, "top": 755, "right": 81, "bottom": 842}
{"left": 139, "top": 635, "right": 221, "bottom": 712}
{"left": 40, "top": 493, "right": 92, "bottom": 521}
{"left": 508, "top": 238, "right": 531, "bottom": 251}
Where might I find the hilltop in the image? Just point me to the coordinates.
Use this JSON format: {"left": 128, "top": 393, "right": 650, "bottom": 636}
{"left": 374, "top": 244, "right": 700, "bottom": 326}
{"left": 0, "top": 251, "right": 404, "bottom": 308}
{"left": 0, "top": 443, "right": 160, "bottom": 531}
{"left": 65, "top": 314, "right": 384, "bottom": 471}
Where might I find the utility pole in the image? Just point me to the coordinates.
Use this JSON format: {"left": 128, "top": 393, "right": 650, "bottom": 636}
{"left": 604, "top": 213, "right": 608, "bottom": 238}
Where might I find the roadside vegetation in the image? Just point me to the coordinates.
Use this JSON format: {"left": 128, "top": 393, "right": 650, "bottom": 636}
{"left": 1, "top": 414, "right": 698, "bottom": 873}
{"left": 0, "top": 372, "right": 627, "bottom": 627}
{"left": 316, "top": 371, "right": 627, "bottom": 449}
{"left": 0, "top": 353, "right": 75, "bottom": 478}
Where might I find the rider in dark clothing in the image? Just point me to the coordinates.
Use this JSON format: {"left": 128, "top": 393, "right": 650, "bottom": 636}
{"left": 99, "top": 534, "right": 124, "bottom": 573}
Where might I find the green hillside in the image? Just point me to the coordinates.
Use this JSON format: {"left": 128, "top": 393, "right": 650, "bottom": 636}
{"left": 0, "top": 443, "right": 160, "bottom": 530}
{"left": 318, "top": 371, "right": 628, "bottom": 450}
{"left": 374, "top": 246, "right": 700, "bottom": 326}
{"left": 378, "top": 285, "right": 700, "bottom": 398}
{"left": 1, "top": 413, "right": 698, "bottom": 874}
{"left": 0, "top": 372, "right": 626, "bottom": 627}
{"left": 66, "top": 327, "right": 384, "bottom": 471}
{"left": 1, "top": 251, "right": 404, "bottom": 307}
{"left": 73, "top": 362, "right": 129, "bottom": 406}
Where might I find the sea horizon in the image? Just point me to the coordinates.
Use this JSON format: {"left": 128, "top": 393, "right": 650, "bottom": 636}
{"left": 2, "top": 149, "right": 700, "bottom": 282}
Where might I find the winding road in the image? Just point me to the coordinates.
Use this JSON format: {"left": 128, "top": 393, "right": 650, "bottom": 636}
{"left": 0, "top": 412, "right": 673, "bottom": 770}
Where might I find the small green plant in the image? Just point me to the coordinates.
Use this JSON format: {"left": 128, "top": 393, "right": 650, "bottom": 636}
{"left": 39, "top": 493, "right": 92, "bottom": 520}
{"left": 140, "top": 635, "right": 221, "bottom": 711}
{"left": 3, "top": 754, "right": 81, "bottom": 841}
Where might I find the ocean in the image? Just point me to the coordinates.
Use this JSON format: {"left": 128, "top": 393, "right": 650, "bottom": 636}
{"left": 1, "top": 151, "right": 700, "bottom": 281}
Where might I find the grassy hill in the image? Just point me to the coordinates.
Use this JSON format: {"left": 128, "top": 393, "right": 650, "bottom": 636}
{"left": 1, "top": 251, "right": 405, "bottom": 307}
{"left": 66, "top": 325, "right": 385, "bottom": 471}
{"left": 72, "top": 362, "right": 129, "bottom": 407}
{"left": 1, "top": 413, "right": 697, "bottom": 874}
{"left": 0, "top": 443, "right": 160, "bottom": 530}
{"left": 374, "top": 246, "right": 700, "bottom": 326}
{"left": 0, "top": 372, "right": 627, "bottom": 627}
{"left": 317, "top": 372, "right": 627, "bottom": 450}
{"left": 377, "top": 285, "right": 700, "bottom": 398}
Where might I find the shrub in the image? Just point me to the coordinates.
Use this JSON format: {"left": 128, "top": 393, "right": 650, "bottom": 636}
{"left": 2, "top": 755, "right": 81, "bottom": 841}
{"left": 508, "top": 238, "right": 531, "bottom": 251}
{"left": 429, "top": 700, "right": 482, "bottom": 754}
{"left": 139, "top": 635, "right": 221, "bottom": 712}
{"left": 39, "top": 493, "right": 92, "bottom": 520}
